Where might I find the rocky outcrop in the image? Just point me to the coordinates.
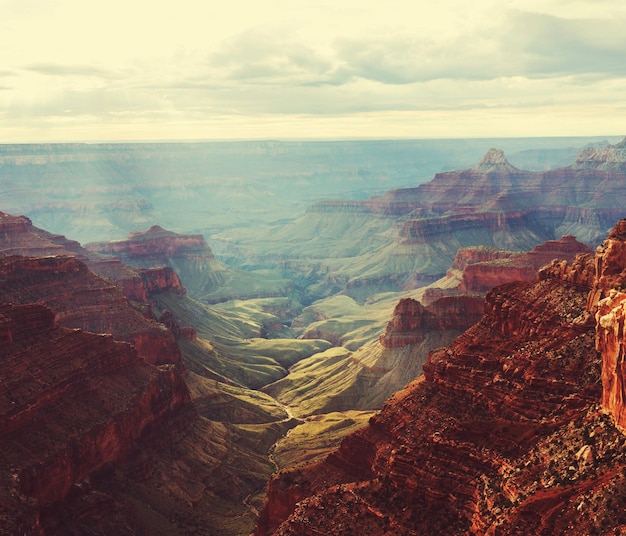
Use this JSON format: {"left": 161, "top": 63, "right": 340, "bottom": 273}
{"left": 455, "top": 235, "right": 593, "bottom": 293}
{"left": 255, "top": 221, "right": 626, "bottom": 536}
{"left": 117, "top": 266, "right": 186, "bottom": 303}
{"left": 0, "top": 302, "right": 192, "bottom": 535}
{"left": 379, "top": 295, "right": 484, "bottom": 348}
{"left": 89, "top": 225, "right": 215, "bottom": 263}
{"left": 573, "top": 137, "right": 626, "bottom": 171}
{"left": 594, "top": 220, "right": 626, "bottom": 432}
{"left": 0, "top": 211, "right": 186, "bottom": 306}
{"left": 0, "top": 255, "right": 180, "bottom": 365}
{"left": 0, "top": 211, "right": 84, "bottom": 257}
{"left": 87, "top": 225, "right": 229, "bottom": 300}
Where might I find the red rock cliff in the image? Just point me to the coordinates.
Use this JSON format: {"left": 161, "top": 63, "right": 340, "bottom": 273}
{"left": 0, "top": 255, "right": 181, "bottom": 365}
{"left": 454, "top": 235, "right": 593, "bottom": 293}
{"left": 594, "top": 220, "right": 626, "bottom": 432}
{"left": 0, "top": 302, "right": 192, "bottom": 535}
{"left": 87, "top": 225, "right": 229, "bottom": 299}
{"left": 256, "top": 222, "right": 626, "bottom": 536}
{"left": 380, "top": 295, "right": 484, "bottom": 348}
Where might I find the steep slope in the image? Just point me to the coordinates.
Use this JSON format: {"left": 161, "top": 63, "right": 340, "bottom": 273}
{"left": 0, "top": 254, "right": 181, "bottom": 366}
{"left": 446, "top": 235, "right": 593, "bottom": 293}
{"left": 256, "top": 220, "right": 626, "bottom": 536}
{"left": 0, "top": 228, "right": 310, "bottom": 534}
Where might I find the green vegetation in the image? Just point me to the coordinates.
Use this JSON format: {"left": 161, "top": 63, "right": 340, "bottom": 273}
{"left": 271, "top": 411, "right": 375, "bottom": 470}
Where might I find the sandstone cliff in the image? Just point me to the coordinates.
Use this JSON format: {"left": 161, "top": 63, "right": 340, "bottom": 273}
{"left": 255, "top": 220, "right": 626, "bottom": 536}
{"left": 0, "top": 255, "right": 181, "bottom": 365}
{"left": 0, "top": 302, "right": 192, "bottom": 534}
{"left": 449, "top": 235, "right": 593, "bottom": 293}
{"left": 0, "top": 210, "right": 186, "bottom": 305}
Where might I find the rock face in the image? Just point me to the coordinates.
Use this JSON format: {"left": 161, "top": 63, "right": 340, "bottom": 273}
{"left": 453, "top": 235, "right": 593, "bottom": 293}
{"left": 0, "top": 210, "right": 186, "bottom": 305}
{"left": 379, "top": 296, "right": 484, "bottom": 348}
{"left": 594, "top": 220, "right": 626, "bottom": 432}
{"left": 0, "top": 302, "right": 192, "bottom": 534}
{"left": 255, "top": 220, "right": 626, "bottom": 536}
{"left": 87, "top": 225, "right": 228, "bottom": 299}
{"left": 0, "top": 211, "right": 84, "bottom": 257}
{"left": 0, "top": 255, "right": 181, "bottom": 365}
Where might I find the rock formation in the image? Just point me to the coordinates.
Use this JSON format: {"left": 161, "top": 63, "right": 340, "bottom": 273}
{"left": 0, "top": 254, "right": 181, "bottom": 365}
{"left": 594, "top": 220, "right": 626, "bottom": 432}
{"left": 379, "top": 295, "right": 484, "bottom": 348}
{"left": 451, "top": 235, "right": 593, "bottom": 293}
{"left": 255, "top": 219, "right": 626, "bottom": 536}
{"left": 0, "top": 302, "right": 192, "bottom": 534}
{"left": 87, "top": 225, "right": 229, "bottom": 300}
{"left": 0, "top": 217, "right": 296, "bottom": 534}
{"left": 246, "top": 138, "right": 626, "bottom": 303}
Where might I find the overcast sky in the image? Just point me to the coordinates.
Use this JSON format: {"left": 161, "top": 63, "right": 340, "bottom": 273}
{"left": 1, "top": 0, "right": 625, "bottom": 142}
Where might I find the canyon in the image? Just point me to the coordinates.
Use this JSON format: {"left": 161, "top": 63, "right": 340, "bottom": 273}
{"left": 255, "top": 220, "right": 626, "bottom": 536}
{"left": 1, "top": 137, "right": 626, "bottom": 535}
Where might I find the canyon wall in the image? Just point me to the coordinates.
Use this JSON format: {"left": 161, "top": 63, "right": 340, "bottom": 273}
{"left": 256, "top": 219, "right": 626, "bottom": 536}
{"left": 594, "top": 220, "right": 626, "bottom": 431}
{"left": 87, "top": 225, "right": 235, "bottom": 301}
{"left": 0, "top": 303, "right": 192, "bottom": 534}
{"left": 0, "top": 255, "right": 181, "bottom": 365}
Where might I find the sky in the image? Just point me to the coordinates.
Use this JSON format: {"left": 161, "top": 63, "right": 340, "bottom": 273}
{"left": 0, "top": 0, "right": 625, "bottom": 142}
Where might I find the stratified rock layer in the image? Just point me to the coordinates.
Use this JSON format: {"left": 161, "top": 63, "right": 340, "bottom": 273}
{"left": 454, "top": 235, "right": 593, "bottom": 293}
{"left": 0, "top": 255, "right": 180, "bottom": 365}
{"left": 379, "top": 295, "right": 484, "bottom": 348}
{"left": 0, "top": 303, "right": 192, "bottom": 535}
{"left": 594, "top": 220, "right": 626, "bottom": 432}
{"left": 256, "top": 220, "right": 626, "bottom": 536}
{"left": 87, "top": 225, "right": 228, "bottom": 299}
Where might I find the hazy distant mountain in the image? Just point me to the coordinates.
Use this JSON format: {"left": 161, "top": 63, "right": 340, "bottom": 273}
{"left": 0, "top": 137, "right": 617, "bottom": 244}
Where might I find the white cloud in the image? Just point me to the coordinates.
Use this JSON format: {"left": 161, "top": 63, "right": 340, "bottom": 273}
{"left": 0, "top": 0, "right": 624, "bottom": 141}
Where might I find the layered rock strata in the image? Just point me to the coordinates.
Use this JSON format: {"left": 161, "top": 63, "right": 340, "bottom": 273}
{"left": 452, "top": 235, "right": 593, "bottom": 293}
{"left": 87, "top": 225, "right": 228, "bottom": 298}
{"left": 0, "top": 211, "right": 186, "bottom": 305}
{"left": 379, "top": 295, "right": 484, "bottom": 348}
{"left": 256, "top": 221, "right": 626, "bottom": 536}
{"left": 291, "top": 139, "right": 626, "bottom": 298}
{"left": 0, "top": 302, "right": 192, "bottom": 535}
{"left": 594, "top": 219, "right": 626, "bottom": 431}
{"left": 0, "top": 255, "right": 180, "bottom": 365}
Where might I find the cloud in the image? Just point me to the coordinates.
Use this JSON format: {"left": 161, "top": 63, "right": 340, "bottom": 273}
{"left": 209, "top": 28, "right": 351, "bottom": 87}
{"left": 504, "top": 12, "right": 626, "bottom": 78}
{"left": 334, "top": 34, "right": 504, "bottom": 84}
{"left": 24, "top": 63, "right": 120, "bottom": 79}
{"left": 1, "top": 1, "right": 625, "bottom": 140}
{"left": 333, "top": 10, "right": 626, "bottom": 85}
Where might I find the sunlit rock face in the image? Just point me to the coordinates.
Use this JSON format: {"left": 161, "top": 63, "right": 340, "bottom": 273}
{"left": 445, "top": 235, "right": 593, "bottom": 294}
{"left": 256, "top": 221, "right": 626, "bottom": 536}
{"left": 594, "top": 220, "right": 626, "bottom": 432}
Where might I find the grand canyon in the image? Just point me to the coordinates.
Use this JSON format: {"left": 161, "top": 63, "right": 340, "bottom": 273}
{"left": 2, "top": 136, "right": 626, "bottom": 535}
